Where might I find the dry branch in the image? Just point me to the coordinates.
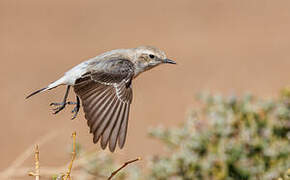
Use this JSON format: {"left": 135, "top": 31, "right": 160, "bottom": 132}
{"left": 28, "top": 144, "right": 40, "bottom": 180}
{"left": 2, "top": 131, "right": 141, "bottom": 180}
{"left": 0, "top": 131, "right": 58, "bottom": 179}
{"left": 63, "top": 131, "right": 77, "bottom": 180}
{"left": 108, "top": 157, "right": 141, "bottom": 180}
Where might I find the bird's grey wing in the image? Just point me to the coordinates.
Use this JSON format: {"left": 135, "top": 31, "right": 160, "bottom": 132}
{"left": 73, "top": 59, "right": 134, "bottom": 152}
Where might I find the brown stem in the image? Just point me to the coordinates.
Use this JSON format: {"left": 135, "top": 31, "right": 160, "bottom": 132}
{"left": 28, "top": 144, "right": 40, "bottom": 180}
{"left": 108, "top": 157, "right": 141, "bottom": 180}
{"left": 64, "top": 132, "right": 77, "bottom": 180}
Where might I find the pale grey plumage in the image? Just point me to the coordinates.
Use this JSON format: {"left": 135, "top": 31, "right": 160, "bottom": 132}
{"left": 26, "top": 46, "right": 176, "bottom": 152}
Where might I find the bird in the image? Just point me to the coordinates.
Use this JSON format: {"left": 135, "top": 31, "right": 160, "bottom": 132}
{"left": 26, "top": 46, "right": 176, "bottom": 152}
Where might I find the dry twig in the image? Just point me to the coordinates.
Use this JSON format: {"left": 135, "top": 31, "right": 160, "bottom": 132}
{"left": 0, "top": 131, "right": 58, "bottom": 179}
{"left": 108, "top": 157, "right": 141, "bottom": 180}
{"left": 2, "top": 131, "right": 140, "bottom": 180}
{"left": 63, "top": 131, "right": 77, "bottom": 180}
{"left": 28, "top": 144, "right": 40, "bottom": 180}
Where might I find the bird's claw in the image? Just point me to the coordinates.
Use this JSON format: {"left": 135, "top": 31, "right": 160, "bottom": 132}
{"left": 50, "top": 101, "right": 80, "bottom": 118}
{"left": 50, "top": 102, "right": 66, "bottom": 114}
{"left": 71, "top": 103, "right": 80, "bottom": 120}
{"left": 50, "top": 102, "right": 64, "bottom": 106}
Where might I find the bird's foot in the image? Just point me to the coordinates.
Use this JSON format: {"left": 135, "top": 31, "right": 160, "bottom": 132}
{"left": 50, "top": 102, "right": 67, "bottom": 114}
{"left": 50, "top": 95, "right": 80, "bottom": 119}
{"left": 71, "top": 97, "right": 80, "bottom": 120}
{"left": 71, "top": 103, "right": 80, "bottom": 120}
{"left": 50, "top": 101, "right": 76, "bottom": 114}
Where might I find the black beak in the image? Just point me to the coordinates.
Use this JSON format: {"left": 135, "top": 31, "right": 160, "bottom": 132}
{"left": 164, "top": 58, "right": 176, "bottom": 64}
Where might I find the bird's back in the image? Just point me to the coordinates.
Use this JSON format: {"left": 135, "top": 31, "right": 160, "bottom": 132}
{"left": 64, "top": 48, "right": 135, "bottom": 85}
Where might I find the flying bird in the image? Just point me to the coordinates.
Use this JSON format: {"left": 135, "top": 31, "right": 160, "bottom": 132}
{"left": 26, "top": 46, "right": 176, "bottom": 152}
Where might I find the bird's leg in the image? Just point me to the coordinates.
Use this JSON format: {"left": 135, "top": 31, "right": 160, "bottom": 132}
{"left": 70, "top": 96, "right": 80, "bottom": 120}
{"left": 50, "top": 85, "right": 71, "bottom": 114}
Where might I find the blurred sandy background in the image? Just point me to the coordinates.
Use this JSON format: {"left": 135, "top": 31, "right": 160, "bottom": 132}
{"left": 1, "top": 0, "right": 290, "bottom": 178}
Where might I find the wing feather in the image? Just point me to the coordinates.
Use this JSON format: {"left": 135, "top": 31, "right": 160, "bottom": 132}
{"left": 84, "top": 86, "right": 113, "bottom": 128}
{"left": 92, "top": 93, "right": 118, "bottom": 138}
{"left": 118, "top": 103, "right": 130, "bottom": 148}
{"left": 109, "top": 102, "right": 125, "bottom": 151}
{"left": 100, "top": 98, "right": 121, "bottom": 149}
{"left": 93, "top": 95, "right": 119, "bottom": 144}
{"left": 89, "top": 88, "right": 116, "bottom": 133}
{"left": 73, "top": 58, "right": 134, "bottom": 152}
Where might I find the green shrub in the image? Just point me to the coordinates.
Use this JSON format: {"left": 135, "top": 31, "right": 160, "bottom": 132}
{"left": 148, "top": 91, "right": 290, "bottom": 180}
{"left": 78, "top": 90, "right": 290, "bottom": 180}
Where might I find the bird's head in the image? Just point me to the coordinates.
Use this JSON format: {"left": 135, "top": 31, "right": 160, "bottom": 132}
{"left": 133, "top": 46, "right": 176, "bottom": 75}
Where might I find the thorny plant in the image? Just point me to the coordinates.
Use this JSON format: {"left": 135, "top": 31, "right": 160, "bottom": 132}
{"left": 147, "top": 89, "right": 290, "bottom": 180}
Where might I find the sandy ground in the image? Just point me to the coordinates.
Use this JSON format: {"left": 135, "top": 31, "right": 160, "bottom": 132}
{"left": 1, "top": 0, "right": 290, "bottom": 178}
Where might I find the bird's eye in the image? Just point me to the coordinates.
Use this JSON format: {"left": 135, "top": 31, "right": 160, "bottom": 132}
{"left": 149, "top": 54, "right": 155, "bottom": 59}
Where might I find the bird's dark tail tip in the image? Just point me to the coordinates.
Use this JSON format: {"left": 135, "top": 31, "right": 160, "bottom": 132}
{"left": 26, "top": 87, "right": 48, "bottom": 99}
